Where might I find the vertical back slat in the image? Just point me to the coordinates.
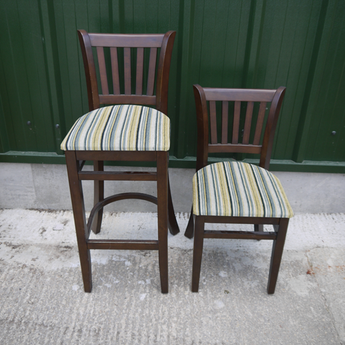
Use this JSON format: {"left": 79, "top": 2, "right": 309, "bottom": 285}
{"left": 124, "top": 47, "right": 131, "bottom": 94}
{"left": 136, "top": 48, "right": 144, "bottom": 95}
{"left": 221, "top": 101, "right": 228, "bottom": 144}
{"left": 232, "top": 101, "right": 241, "bottom": 144}
{"left": 209, "top": 101, "right": 218, "bottom": 144}
{"left": 110, "top": 47, "right": 120, "bottom": 94}
{"left": 147, "top": 48, "right": 157, "bottom": 95}
{"left": 96, "top": 47, "right": 109, "bottom": 95}
{"left": 242, "top": 101, "right": 254, "bottom": 144}
{"left": 253, "top": 102, "right": 267, "bottom": 145}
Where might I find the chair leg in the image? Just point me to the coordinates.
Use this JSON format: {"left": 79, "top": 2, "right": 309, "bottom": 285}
{"left": 254, "top": 224, "right": 263, "bottom": 242}
{"left": 92, "top": 160, "right": 104, "bottom": 234}
{"left": 184, "top": 208, "right": 194, "bottom": 239}
{"left": 157, "top": 152, "right": 169, "bottom": 293}
{"left": 254, "top": 224, "right": 263, "bottom": 232}
{"left": 65, "top": 151, "right": 92, "bottom": 292}
{"left": 267, "top": 218, "right": 289, "bottom": 294}
{"left": 167, "top": 176, "right": 180, "bottom": 235}
{"left": 191, "top": 216, "right": 204, "bottom": 292}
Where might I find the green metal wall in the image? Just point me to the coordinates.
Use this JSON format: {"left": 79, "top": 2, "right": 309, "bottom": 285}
{"left": 1, "top": 0, "right": 345, "bottom": 172}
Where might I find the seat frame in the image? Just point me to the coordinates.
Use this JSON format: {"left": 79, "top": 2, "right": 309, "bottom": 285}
{"left": 185, "top": 84, "right": 290, "bottom": 294}
{"left": 64, "top": 30, "right": 179, "bottom": 293}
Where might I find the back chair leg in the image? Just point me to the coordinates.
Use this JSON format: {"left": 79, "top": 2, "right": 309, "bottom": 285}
{"left": 254, "top": 224, "right": 263, "bottom": 232}
{"left": 157, "top": 152, "right": 169, "bottom": 293}
{"left": 92, "top": 160, "right": 104, "bottom": 234}
{"left": 267, "top": 218, "right": 289, "bottom": 294}
{"left": 184, "top": 208, "right": 194, "bottom": 239}
{"left": 65, "top": 151, "right": 92, "bottom": 292}
{"left": 191, "top": 216, "right": 204, "bottom": 292}
{"left": 168, "top": 177, "right": 180, "bottom": 235}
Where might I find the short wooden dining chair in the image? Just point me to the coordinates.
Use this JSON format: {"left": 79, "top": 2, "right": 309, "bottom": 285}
{"left": 61, "top": 30, "right": 179, "bottom": 293}
{"left": 185, "top": 84, "right": 293, "bottom": 294}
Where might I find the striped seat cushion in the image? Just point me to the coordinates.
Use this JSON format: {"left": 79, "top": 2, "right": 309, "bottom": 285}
{"left": 60, "top": 105, "right": 170, "bottom": 151}
{"left": 193, "top": 161, "right": 293, "bottom": 218}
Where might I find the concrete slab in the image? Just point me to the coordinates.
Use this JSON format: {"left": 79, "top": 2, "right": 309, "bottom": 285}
{"left": 0, "top": 163, "right": 37, "bottom": 208}
{"left": 1, "top": 163, "right": 345, "bottom": 213}
{"left": 0, "top": 209, "right": 344, "bottom": 344}
{"left": 275, "top": 171, "right": 345, "bottom": 214}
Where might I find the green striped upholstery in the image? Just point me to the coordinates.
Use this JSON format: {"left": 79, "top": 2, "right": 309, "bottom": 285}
{"left": 61, "top": 105, "right": 170, "bottom": 151}
{"left": 193, "top": 161, "right": 293, "bottom": 218}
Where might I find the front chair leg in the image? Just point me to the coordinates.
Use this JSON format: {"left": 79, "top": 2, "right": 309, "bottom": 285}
{"left": 78, "top": 243, "right": 92, "bottom": 293}
{"left": 267, "top": 218, "right": 289, "bottom": 294}
{"left": 92, "top": 160, "right": 104, "bottom": 234}
{"left": 65, "top": 151, "right": 92, "bottom": 292}
{"left": 191, "top": 216, "right": 204, "bottom": 292}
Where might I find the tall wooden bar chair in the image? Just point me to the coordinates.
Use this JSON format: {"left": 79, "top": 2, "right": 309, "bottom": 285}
{"left": 185, "top": 84, "right": 293, "bottom": 294}
{"left": 61, "top": 30, "right": 179, "bottom": 293}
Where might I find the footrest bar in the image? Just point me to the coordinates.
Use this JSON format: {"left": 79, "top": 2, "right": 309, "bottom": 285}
{"left": 79, "top": 171, "right": 157, "bottom": 181}
{"left": 87, "top": 239, "right": 159, "bottom": 250}
{"left": 204, "top": 230, "right": 277, "bottom": 240}
{"left": 87, "top": 192, "right": 158, "bottom": 235}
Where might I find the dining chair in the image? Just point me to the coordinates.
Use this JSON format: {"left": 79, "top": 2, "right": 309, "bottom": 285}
{"left": 185, "top": 84, "right": 293, "bottom": 294}
{"left": 61, "top": 30, "right": 179, "bottom": 293}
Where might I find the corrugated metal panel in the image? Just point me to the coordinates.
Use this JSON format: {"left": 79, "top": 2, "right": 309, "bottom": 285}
{"left": 0, "top": 0, "right": 60, "bottom": 153}
{"left": 295, "top": 0, "right": 345, "bottom": 162}
{"left": 0, "top": 0, "right": 344, "bottom": 171}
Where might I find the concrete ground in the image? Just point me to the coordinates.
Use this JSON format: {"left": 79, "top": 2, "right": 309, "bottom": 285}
{"left": 0, "top": 163, "right": 345, "bottom": 344}
{"left": 0, "top": 209, "right": 344, "bottom": 344}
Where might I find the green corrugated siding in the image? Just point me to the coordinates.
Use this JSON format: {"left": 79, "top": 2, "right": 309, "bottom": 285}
{"left": 0, "top": 0, "right": 344, "bottom": 171}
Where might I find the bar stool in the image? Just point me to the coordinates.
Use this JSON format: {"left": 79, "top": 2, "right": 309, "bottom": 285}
{"left": 61, "top": 30, "right": 179, "bottom": 293}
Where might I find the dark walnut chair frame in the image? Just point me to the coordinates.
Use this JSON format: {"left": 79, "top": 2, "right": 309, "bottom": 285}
{"left": 62, "top": 30, "right": 179, "bottom": 293}
{"left": 185, "top": 84, "right": 293, "bottom": 294}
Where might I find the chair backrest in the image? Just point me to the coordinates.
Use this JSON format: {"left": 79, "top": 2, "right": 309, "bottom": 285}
{"left": 78, "top": 30, "right": 176, "bottom": 114}
{"left": 193, "top": 84, "right": 286, "bottom": 171}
